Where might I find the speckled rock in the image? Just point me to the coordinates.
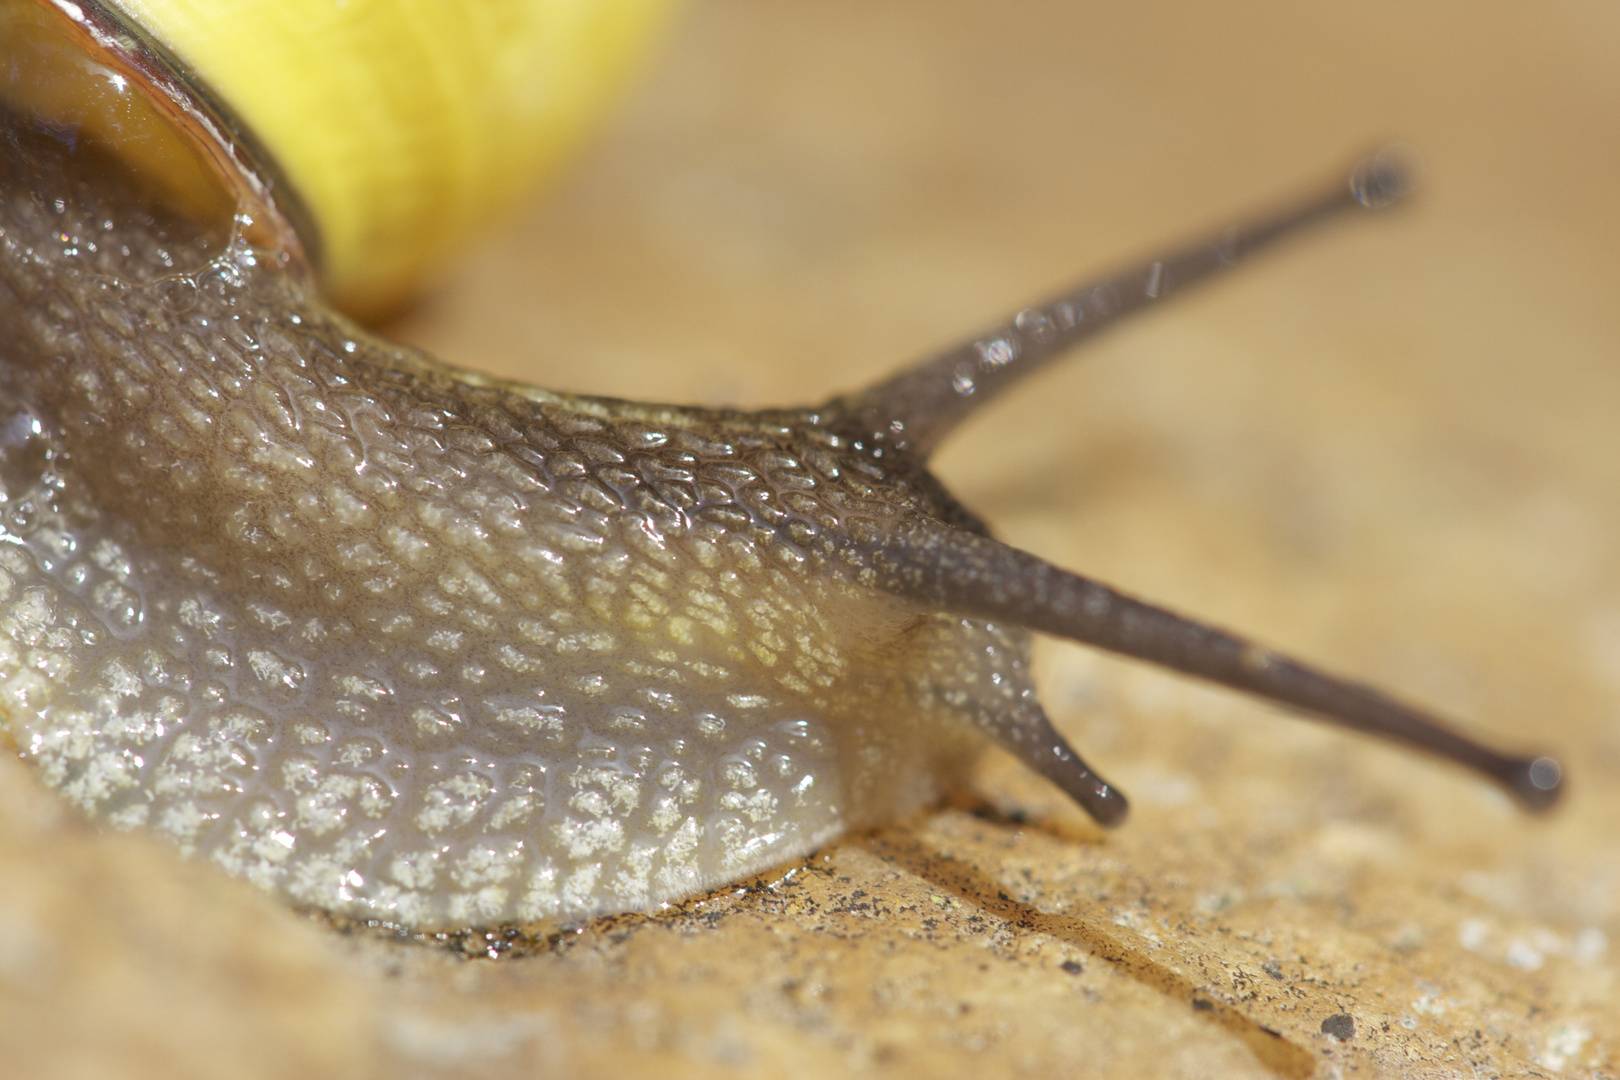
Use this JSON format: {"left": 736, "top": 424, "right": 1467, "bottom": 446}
{"left": 0, "top": 1, "right": 1616, "bottom": 1078}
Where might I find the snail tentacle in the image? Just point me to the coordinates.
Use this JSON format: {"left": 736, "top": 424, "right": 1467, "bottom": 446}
{"left": 0, "top": 3, "right": 1559, "bottom": 931}
{"left": 869, "top": 517, "right": 1563, "bottom": 813}
{"left": 835, "top": 153, "right": 1412, "bottom": 460}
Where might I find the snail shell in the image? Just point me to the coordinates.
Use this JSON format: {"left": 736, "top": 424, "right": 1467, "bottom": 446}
{"left": 0, "top": 0, "right": 1561, "bottom": 931}
{"left": 20, "top": 0, "right": 676, "bottom": 315}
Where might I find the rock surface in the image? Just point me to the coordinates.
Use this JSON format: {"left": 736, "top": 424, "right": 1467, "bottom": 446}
{"left": 3, "top": 1, "right": 1617, "bottom": 1077}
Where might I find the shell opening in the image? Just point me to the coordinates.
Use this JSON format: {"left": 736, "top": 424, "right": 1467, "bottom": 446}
{"left": 0, "top": 0, "right": 312, "bottom": 272}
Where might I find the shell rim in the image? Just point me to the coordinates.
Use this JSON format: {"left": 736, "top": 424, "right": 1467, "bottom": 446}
{"left": 34, "top": 0, "right": 322, "bottom": 278}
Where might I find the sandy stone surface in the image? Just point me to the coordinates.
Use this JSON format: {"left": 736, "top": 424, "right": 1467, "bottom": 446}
{"left": 4, "top": 1, "right": 1618, "bottom": 1077}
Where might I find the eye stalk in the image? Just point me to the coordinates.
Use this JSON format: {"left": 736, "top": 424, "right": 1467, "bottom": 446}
{"left": 835, "top": 151, "right": 1417, "bottom": 460}
{"left": 1350, "top": 150, "right": 1413, "bottom": 209}
{"left": 841, "top": 154, "right": 1564, "bottom": 820}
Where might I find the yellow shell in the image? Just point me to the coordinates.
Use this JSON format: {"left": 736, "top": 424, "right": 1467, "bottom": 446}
{"left": 20, "top": 0, "right": 675, "bottom": 315}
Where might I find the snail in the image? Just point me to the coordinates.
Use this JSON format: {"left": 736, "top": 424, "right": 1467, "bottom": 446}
{"left": 0, "top": 0, "right": 1563, "bottom": 933}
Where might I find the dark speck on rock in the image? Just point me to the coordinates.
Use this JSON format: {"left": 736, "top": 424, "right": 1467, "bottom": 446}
{"left": 1060, "top": 960, "right": 1083, "bottom": 975}
{"left": 1321, "top": 1013, "right": 1356, "bottom": 1041}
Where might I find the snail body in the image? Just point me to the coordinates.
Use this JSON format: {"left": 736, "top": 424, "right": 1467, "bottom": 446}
{"left": 0, "top": 0, "right": 1561, "bottom": 931}
{"left": 0, "top": 113, "right": 1037, "bottom": 926}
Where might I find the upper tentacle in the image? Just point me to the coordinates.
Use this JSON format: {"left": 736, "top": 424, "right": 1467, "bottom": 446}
{"left": 827, "top": 154, "right": 1410, "bottom": 459}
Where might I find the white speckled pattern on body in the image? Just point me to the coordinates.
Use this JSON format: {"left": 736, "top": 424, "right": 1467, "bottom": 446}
{"left": 0, "top": 53, "right": 1563, "bottom": 932}
{"left": 0, "top": 121, "right": 1028, "bottom": 928}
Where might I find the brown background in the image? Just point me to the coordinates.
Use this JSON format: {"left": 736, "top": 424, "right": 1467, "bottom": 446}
{"left": 4, "top": 1, "right": 1619, "bottom": 1077}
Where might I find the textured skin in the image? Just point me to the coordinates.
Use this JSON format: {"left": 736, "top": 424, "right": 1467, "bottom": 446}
{"left": 0, "top": 118, "right": 1070, "bottom": 928}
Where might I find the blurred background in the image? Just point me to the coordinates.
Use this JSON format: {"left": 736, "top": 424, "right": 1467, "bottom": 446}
{"left": 5, "top": 1, "right": 1619, "bottom": 1076}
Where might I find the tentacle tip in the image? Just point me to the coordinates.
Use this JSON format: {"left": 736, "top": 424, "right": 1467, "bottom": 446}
{"left": 1508, "top": 754, "right": 1565, "bottom": 813}
{"left": 1033, "top": 744, "right": 1131, "bottom": 827}
{"left": 1086, "top": 785, "right": 1131, "bottom": 828}
{"left": 1349, "top": 149, "right": 1417, "bottom": 210}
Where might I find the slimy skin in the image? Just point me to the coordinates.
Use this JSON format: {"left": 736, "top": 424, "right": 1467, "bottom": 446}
{"left": 0, "top": 70, "right": 1563, "bottom": 929}
{"left": 0, "top": 119, "right": 1055, "bottom": 927}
